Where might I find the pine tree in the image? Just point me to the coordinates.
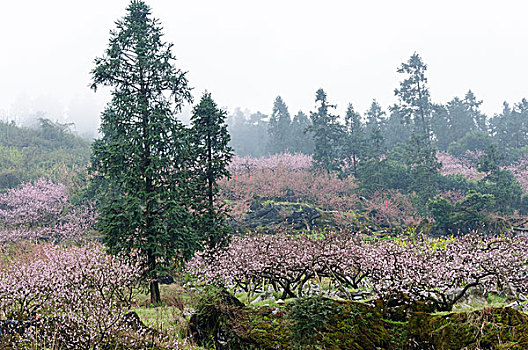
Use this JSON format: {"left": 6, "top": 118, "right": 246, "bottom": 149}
{"left": 364, "top": 99, "right": 385, "bottom": 137}
{"left": 290, "top": 111, "right": 314, "bottom": 155}
{"left": 464, "top": 90, "right": 487, "bottom": 133}
{"left": 190, "top": 92, "right": 233, "bottom": 249}
{"left": 394, "top": 53, "right": 440, "bottom": 198}
{"left": 394, "top": 53, "right": 441, "bottom": 200}
{"left": 308, "top": 89, "right": 344, "bottom": 172}
{"left": 90, "top": 0, "right": 193, "bottom": 305}
{"left": 394, "top": 53, "right": 432, "bottom": 138}
{"left": 268, "top": 96, "right": 292, "bottom": 154}
{"left": 343, "top": 103, "right": 364, "bottom": 177}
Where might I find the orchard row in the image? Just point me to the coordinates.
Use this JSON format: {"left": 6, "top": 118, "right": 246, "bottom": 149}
{"left": 187, "top": 231, "right": 528, "bottom": 311}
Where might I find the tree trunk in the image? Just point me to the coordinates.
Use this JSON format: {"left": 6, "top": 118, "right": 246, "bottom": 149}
{"left": 148, "top": 249, "right": 161, "bottom": 305}
{"left": 150, "top": 279, "right": 161, "bottom": 305}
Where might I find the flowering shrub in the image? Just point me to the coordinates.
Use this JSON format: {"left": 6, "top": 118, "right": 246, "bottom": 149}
{"left": 187, "top": 231, "right": 528, "bottom": 311}
{"left": 363, "top": 191, "right": 421, "bottom": 227}
{"left": 0, "top": 243, "right": 140, "bottom": 347}
{"left": 0, "top": 178, "right": 68, "bottom": 227}
{"left": 506, "top": 158, "right": 528, "bottom": 193}
{"left": 221, "top": 154, "right": 359, "bottom": 222}
{"left": 0, "top": 178, "right": 96, "bottom": 244}
{"left": 440, "top": 151, "right": 528, "bottom": 194}
{"left": 438, "top": 151, "right": 482, "bottom": 180}
{"left": 228, "top": 153, "right": 312, "bottom": 174}
{"left": 0, "top": 243, "right": 192, "bottom": 349}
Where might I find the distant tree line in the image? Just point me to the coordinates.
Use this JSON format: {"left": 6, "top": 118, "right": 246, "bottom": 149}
{"left": 228, "top": 55, "right": 528, "bottom": 166}
{"left": 0, "top": 118, "right": 90, "bottom": 189}
{"left": 227, "top": 52, "right": 528, "bottom": 233}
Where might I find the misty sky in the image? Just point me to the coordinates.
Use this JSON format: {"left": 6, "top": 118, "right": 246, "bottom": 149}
{"left": 1, "top": 0, "right": 527, "bottom": 135}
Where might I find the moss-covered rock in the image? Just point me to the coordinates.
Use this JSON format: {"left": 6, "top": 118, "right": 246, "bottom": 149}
{"left": 189, "top": 287, "right": 245, "bottom": 349}
{"left": 407, "top": 307, "right": 528, "bottom": 349}
{"left": 189, "top": 291, "right": 528, "bottom": 350}
{"left": 375, "top": 293, "right": 436, "bottom": 322}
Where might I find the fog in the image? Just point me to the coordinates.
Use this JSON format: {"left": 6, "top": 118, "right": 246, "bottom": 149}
{"left": 1, "top": 0, "right": 527, "bottom": 137}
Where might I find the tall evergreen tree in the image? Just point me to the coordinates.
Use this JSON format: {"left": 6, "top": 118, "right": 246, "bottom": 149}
{"left": 268, "top": 96, "right": 292, "bottom": 154}
{"left": 394, "top": 53, "right": 440, "bottom": 197}
{"left": 343, "top": 103, "right": 364, "bottom": 177}
{"left": 394, "top": 53, "right": 432, "bottom": 138}
{"left": 290, "top": 111, "right": 314, "bottom": 155}
{"left": 308, "top": 89, "right": 344, "bottom": 172}
{"left": 190, "top": 92, "right": 233, "bottom": 249}
{"left": 430, "top": 103, "right": 451, "bottom": 151}
{"left": 464, "top": 90, "right": 487, "bottom": 133}
{"left": 490, "top": 99, "right": 528, "bottom": 151}
{"left": 90, "top": 0, "right": 193, "bottom": 305}
{"left": 364, "top": 99, "right": 386, "bottom": 136}
{"left": 227, "top": 109, "right": 269, "bottom": 157}
{"left": 357, "top": 101, "right": 386, "bottom": 189}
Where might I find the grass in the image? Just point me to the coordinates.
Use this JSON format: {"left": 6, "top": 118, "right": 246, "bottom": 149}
{"left": 133, "top": 283, "right": 195, "bottom": 308}
{"left": 133, "top": 305, "right": 187, "bottom": 333}
{"left": 433, "top": 293, "right": 512, "bottom": 316}
{"left": 132, "top": 284, "right": 200, "bottom": 344}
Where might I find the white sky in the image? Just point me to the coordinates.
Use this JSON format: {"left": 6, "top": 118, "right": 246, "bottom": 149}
{"left": 1, "top": 0, "right": 527, "bottom": 134}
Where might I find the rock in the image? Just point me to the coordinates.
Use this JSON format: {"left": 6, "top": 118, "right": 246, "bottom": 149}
{"left": 189, "top": 288, "right": 244, "bottom": 349}
{"left": 240, "top": 200, "right": 334, "bottom": 231}
{"left": 158, "top": 275, "right": 174, "bottom": 284}
{"left": 188, "top": 294, "right": 528, "bottom": 350}
{"left": 249, "top": 200, "right": 263, "bottom": 212}
{"left": 250, "top": 291, "right": 274, "bottom": 304}
{"left": 123, "top": 311, "right": 151, "bottom": 332}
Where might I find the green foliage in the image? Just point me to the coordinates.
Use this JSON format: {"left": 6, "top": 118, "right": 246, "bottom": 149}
{"left": 447, "top": 130, "right": 493, "bottom": 158}
{"left": 357, "top": 159, "right": 412, "bottom": 193}
{"left": 476, "top": 145, "right": 523, "bottom": 213}
{"left": 0, "top": 119, "right": 90, "bottom": 189}
{"left": 428, "top": 191, "right": 495, "bottom": 234}
{"left": 431, "top": 91, "right": 487, "bottom": 151}
{"left": 290, "top": 111, "right": 314, "bottom": 155}
{"left": 343, "top": 103, "right": 365, "bottom": 177}
{"left": 381, "top": 108, "right": 411, "bottom": 150}
{"left": 477, "top": 144, "right": 501, "bottom": 174}
{"left": 428, "top": 195, "right": 454, "bottom": 233}
{"left": 478, "top": 169, "right": 523, "bottom": 214}
{"left": 394, "top": 52, "right": 432, "bottom": 137}
{"left": 393, "top": 53, "right": 440, "bottom": 198}
{"left": 287, "top": 296, "right": 342, "bottom": 344}
{"left": 90, "top": 0, "right": 194, "bottom": 305}
{"left": 490, "top": 99, "right": 528, "bottom": 151}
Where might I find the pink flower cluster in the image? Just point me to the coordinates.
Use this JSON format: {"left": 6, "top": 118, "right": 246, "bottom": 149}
{"left": 370, "top": 234, "right": 528, "bottom": 310}
{"left": 363, "top": 191, "right": 421, "bottom": 227}
{"left": 188, "top": 232, "right": 528, "bottom": 311}
{"left": 506, "top": 158, "right": 528, "bottom": 193}
{"left": 0, "top": 179, "right": 96, "bottom": 244}
{"left": 439, "top": 152, "right": 528, "bottom": 193}
{"left": 221, "top": 155, "right": 358, "bottom": 220}
{"left": 0, "top": 178, "right": 68, "bottom": 227}
{"left": 0, "top": 243, "right": 143, "bottom": 347}
{"left": 228, "top": 153, "right": 313, "bottom": 174}
{"left": 437, "top": 152, "right": 481, "bottom": 180}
